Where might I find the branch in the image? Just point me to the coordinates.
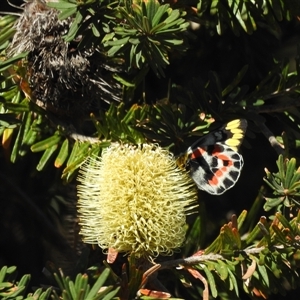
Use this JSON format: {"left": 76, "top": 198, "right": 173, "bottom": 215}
{"left": 253, "top": 97, "right": 300, "bottom": 113}
{"left": 255, "top": 122, "right": 285, "bottom": 155}
{"left": 46, "top": 112, "right": 101, "bottom": 143}
{"left": 157, "top": 247, "right": 266, "bottom": 270}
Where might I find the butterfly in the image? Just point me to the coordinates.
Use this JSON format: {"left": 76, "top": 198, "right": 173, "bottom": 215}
{"left": 177, "top": 119, "right": 247, "bottom": 195}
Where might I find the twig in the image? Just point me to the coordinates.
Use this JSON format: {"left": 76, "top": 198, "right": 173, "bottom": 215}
{"left": 157, "top": 247, "right": 266, "bottom": 270}
{"left": 45, "top": 112, "right": 101, "bottom": 143}
{"left": 256, "top": 122, "right": 285, "bottom": 155}
{"left": 253, "top": 98, "right": 300, "bottom": 113}
{"left": 260, "top": 86, "right": 300, "bottom": 101}
{"left": 68, "top": 132, "right": 100, "bottom": 143}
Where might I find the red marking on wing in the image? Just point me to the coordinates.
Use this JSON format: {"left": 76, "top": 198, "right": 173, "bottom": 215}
{"left": 209, "top": 173, "right": 220, "bottom": 185}
{"left": 191, "top": 147, "right": 205, "bottom": 159}
{"left": 192, "top": 144, "right": 235, "bottom": 187}
{"left": 212, "top": 146, "right": 233, "bottom": 165}
{"left": 218, "top": 155, "right": 233, "bottom": 167}
{"left": 212, "top": 145, "right": 222, "bottom": 154}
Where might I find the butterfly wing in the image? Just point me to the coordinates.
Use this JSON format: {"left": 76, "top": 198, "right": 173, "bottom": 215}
{"left": 188, "top": 143, "right": 244, "bottom": 194}
{"left": 179, "top": 119, "right": 247, "bottom": 195}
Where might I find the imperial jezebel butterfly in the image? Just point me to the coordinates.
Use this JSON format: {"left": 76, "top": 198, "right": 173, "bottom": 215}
{"left": 177, "top": 119, "right": 247, "bottom": 195}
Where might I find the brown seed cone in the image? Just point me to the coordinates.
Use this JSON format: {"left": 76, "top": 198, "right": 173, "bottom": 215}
{"left": 8, "top": 0, "right": 124, "bottom": 118}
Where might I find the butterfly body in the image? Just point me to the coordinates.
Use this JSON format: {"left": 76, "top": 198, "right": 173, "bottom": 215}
{"left": 177, "top": 119, "right": 247, "bottom": 195}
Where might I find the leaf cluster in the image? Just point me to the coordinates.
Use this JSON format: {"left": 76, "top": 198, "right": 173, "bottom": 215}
{"left": 179, "top": 210, "right": 300, "bottom": 299}
{"left": 47, "top": 0, "right": 189, "bottom": 77}
{"left": 264, "top": 155, "right": 300, "bottom": 212}
{"left": 0, "top": 266, "right": 51, "bottom": 300}
{"left": 197, "top": 0, "right": 300, "bottom": 35}
{"left": 0, "top": 266, "right": 120, "bottom": 300}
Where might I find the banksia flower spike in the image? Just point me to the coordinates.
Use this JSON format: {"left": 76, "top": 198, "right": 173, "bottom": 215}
{"left": 77, "top": 143, "right": 197, "bottom": 258}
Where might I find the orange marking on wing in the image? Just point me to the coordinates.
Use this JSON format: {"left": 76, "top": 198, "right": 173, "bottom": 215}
{"left": 209, "top": 176, "right": 219, "bottom": 185}
{"left": 221, "top": 166, "right": 228, "bottom": 172}
{"left": 215, "top": 169, "right": 223, "bottom": 177}
{"left": 209, "top": 169, "right": 223, "bottom": 185}
{"left": 212, "top": 148, "right": 233, "bottom": 167}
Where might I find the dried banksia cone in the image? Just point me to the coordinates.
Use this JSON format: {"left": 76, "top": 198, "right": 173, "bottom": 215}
{"left": 7, "top": 0, "right": 123, "bottom": 117}
{"left": 77, "top": 143, "right": 198, "bottom": 258}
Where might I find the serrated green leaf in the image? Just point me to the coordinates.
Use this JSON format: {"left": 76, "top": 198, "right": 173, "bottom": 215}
{"left": 4, "top": 102, "right": 30, "bottom": 112}
{"left": 64, "top": 12, "right": 82, "bottom": 41}
{"left": 86, "top": 268, "right": 110, "bottom": 299}
{"left": 263, "top": 197, "right": 284, "bottom": 211}
{"left": 113, "top": 74, "right": 135, "bottom": 87}
{"left": 69, "top": 280, "right": 76, "bottom": 300}
{"left": 227, "top": 267, "right": 239, "bottom": 296}
{"left": 290, "top": 180, "right": 300, "bottom": 191}
{"left": 276, "top": 155, "right": 285, "bottom": 187}
{"left": 59, "top": 6, "right": 78, "bottom": 19}
{"left": 0, "top": 52, "right": 29, "bottom": 72}
{"left": 0, "top": 266, "right": 8, "bottom": 282}
{"left": 0, "top": 26, "right": 16, "bottom": 46}
{"left": 145, "top": 0, "right": 160, "bottom": 22}
{"left": 152, "top": 5, "right": 169, "bottom": 27}
{"left": 101, "top": 287, "right": 120, "bottom": 300}
{"left": 222, "top": 65, "right": 248, "bottom": 96}
{"left": 245, "top": 223, "right": 263, "bottom": 245}
{"left": 275, "top": 213, "right": 294, "bottom": 233}
{"left": 62, "top": 142, "right": 93, "bottom": 181}
{"left": 142, "top": 16, "right": 151, "bottom": 33}
{"left": 47, "top": 1, "right": 78, "bottom": 9}
{"left": 37, "top": 144, "right": 58, "bottom": 171}
{"left": 53, "top": 272, "right": 64, "bottom": 293}
{"left": 164, "top": 9, "right": 180, "bottom": 24}
{"left": 22, "top": 118, "right": 41, "bottom": 147}
{"left": 18, "top": 274, "right": 31, "bottom": 287}
{"left": 256, "top": 263, "right": 270, "bottom": 287}
{"left": 91, "top": 23, "right": 100, "bottom": 37}
{"left": 289, "top": 166, "right": 300, "bottom": 188}
{"left": 284, "top": 158, "right": 296, "bottom": 188}
{"left": 54, "top": 138, "right": 69, "bottom": 168}
{"left": 31, "top": 134, "right": 61, "bottom": 152}
{"left": 90, "top": 113, "right": 108, "bottom": 138}
{"left": 203, "top": 266, "right": 218, "bottom": 298}
{"left": 106, "top": 36, "right": 130, "bottom": 46}
{"left": 271, "top": 224, "right": 288, "bottom": 244}
{"left": 10, "top": 112, "right": 27, "bottom": 163}
{"left": 0, "top": 15, "right": 16, "bottom": 27}
{"left": 237, "top": 210, "right": 247, "bottom": 230}
{"left": 215, "top": 260, "right": 228, "bottom": 281}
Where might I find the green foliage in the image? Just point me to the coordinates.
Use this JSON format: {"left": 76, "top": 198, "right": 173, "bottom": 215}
{"left": 51, "top": 268, "right": 119, "bottom": 300}
{"left": 197, "top": 0, "right": 300, "bottom": 35}
{"left": 0, "top": 266, "right": 119, "bottom": 300}
{"left": 0, "top": 266, "right": 51, "bottom": 300}
{"left": 2, "top": 0, "right": 300, "bottom": 299}
{"left": 48, "top": 0, "right": 188, "bottom": 77}
{"left": 264, "top": 155, "right": 300, "bottom": 212}
{"left": 180, "top": 211, "right": 300, "bottom": 299}
{"left": 103, "top": 0, "right": 189, "bottom": 77}
{"left": 0, "top": 14, "right": 16, "bottom": 51}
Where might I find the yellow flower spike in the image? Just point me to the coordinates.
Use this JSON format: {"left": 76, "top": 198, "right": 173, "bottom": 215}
{"left": 77, "top": 143, "right": 198, "bottom": 258}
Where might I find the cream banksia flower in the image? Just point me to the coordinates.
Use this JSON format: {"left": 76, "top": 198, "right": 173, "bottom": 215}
{"left": 77, "top": 143, "right": 197, "bottom": 258}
